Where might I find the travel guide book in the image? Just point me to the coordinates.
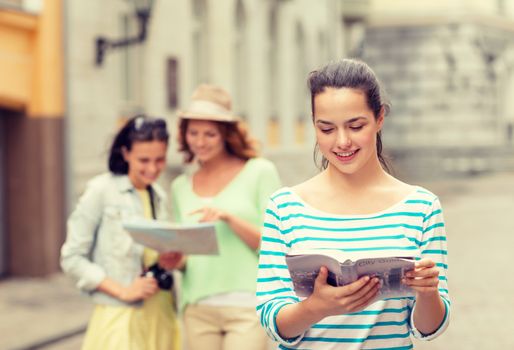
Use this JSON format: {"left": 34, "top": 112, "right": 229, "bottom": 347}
{"left": 122, "top": 218, "right": 219, "bottom": 255}
{"left": 285, "top": 249, "right": 416, "bottom": 299}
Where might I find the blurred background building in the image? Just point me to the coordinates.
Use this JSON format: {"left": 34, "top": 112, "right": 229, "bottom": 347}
{"left": 66, "top": 0, "right": 345, "bottom": 202}
{"left": 0, "top": 0, "right": 64, "bottom": 277}
{"left": 1, "top": 0, "right": 514, "bottom": 278}
{"left": 361, "top": 0, "right": 514, "bottom": 179}
{"left": 0, "top": 0, "right": 346, "bottom": 277}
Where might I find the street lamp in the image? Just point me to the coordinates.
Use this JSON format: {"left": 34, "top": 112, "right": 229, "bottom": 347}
{"left": 95, "top": 0, "right": 155, "bottom": 66}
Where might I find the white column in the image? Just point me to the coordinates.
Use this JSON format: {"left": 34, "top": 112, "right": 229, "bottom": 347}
{"left": 277, "top": 3, "right": 296, "bottom": 149}
{"left": 208, "top": 0, "right": 234, "bottom": 90}
{"left": 245, "top": 0, "right": 268, "bottom": 145}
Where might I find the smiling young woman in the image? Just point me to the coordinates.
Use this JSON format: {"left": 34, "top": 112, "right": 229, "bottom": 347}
{"left": 162, "top": 84, "right": 281, "bottom": 350}
{"left": 61, "top": 115, "right": 180, "bottom": 350}
{"left": 314, "top": 87, "right": 384, "bottom": 177}
{"left": 122, "top": 140, "right": 168, "bottom": 189}
{"left": 256, "top": 59, "right": 451, "bottom": 350}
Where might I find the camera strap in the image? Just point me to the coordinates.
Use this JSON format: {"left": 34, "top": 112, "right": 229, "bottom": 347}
{"left": 146, "top": 186, "right": 174, "bottom": 290}
{"left": 147, "top": 186, "right": 157, "bottom": 220}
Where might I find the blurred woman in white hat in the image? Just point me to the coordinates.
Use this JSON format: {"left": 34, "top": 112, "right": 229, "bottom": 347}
{"left": 163, "top": 84, "right": 281, "bottom": 350}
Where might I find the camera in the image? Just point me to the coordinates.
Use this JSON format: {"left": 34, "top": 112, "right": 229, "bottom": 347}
{"left": 143, "top": 263, "right": 173, "bottom": 290}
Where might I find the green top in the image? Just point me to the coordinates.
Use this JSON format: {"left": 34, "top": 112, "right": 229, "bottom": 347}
{"left": 170, "top": 158, "right": 281, "bottom": 309}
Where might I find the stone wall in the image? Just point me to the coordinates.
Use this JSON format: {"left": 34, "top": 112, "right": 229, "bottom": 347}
{"left": 361, "top": 21, "right": 514, "bottom": 179}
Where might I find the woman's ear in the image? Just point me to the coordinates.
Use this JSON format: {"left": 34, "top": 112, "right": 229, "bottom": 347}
{"left": 121, "top": 146, "right": 130, "bottom": 162}
{"left": 376, "top": 106, "right": 385, "bottom": 131}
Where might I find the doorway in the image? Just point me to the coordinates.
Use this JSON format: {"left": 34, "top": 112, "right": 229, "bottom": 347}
{"left": 0, "top": 112, "right": 6, "bottom": 277}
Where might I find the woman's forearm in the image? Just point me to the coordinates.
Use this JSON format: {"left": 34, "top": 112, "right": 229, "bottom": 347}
{"left": 413, "top": 291, "right": 446, "bottom": 335}
{"left": 275, "top": 299, "right": 324, "bottom": 339}
{"left": 224, "top": 213, "right": 262, "bottom": 250}
{"left": 97, "top": 278, "right": 125, "bottom": 300}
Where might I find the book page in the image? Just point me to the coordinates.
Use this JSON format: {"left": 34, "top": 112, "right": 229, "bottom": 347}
{"left": 287, "top": 248, "right": 357, "bottom": 263}
{"left": 286, "top": 253, "right": 343, "bottom": 297}
{"left": 285, "top": 249, "right": 417, "bottom": 299}
{"left": 355, "top": 257, "right": 415, "bottom": 299}
{"left": 122, "top": 218, "right": 219, "bottom": 255}
{"left": 287, "top": 248, "right": 413, "bottom": 263}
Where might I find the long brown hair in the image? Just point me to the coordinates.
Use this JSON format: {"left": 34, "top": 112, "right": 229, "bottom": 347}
{"left": 177, "top": 118, "right": 259, "bottom": 163}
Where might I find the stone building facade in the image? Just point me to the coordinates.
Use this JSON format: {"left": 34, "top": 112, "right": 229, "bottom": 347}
{"left": 359, "top": 0, "right": 514, "bottom": 179}
{"left": 66, "top": 0, "right": 347, "bottom": 203}
{"left": 5, "top": 0, "right": 514, "bottom": 276}
{"left": 0, "top": 0, "right": 347, "bottom": 277}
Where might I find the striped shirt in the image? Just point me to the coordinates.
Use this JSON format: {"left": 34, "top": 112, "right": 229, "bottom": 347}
{"left": 256, "top": 186, "right": 450, "bottom": 350}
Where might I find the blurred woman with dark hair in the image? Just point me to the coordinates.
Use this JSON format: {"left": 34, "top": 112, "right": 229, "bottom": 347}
{"left": 61, "top": 115, "right": 180, "bottom": 350}
{"left": 164, "top": 84, "right": 281, "bottom": 350}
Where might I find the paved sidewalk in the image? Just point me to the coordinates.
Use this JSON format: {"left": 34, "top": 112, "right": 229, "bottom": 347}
{"left": 412, "top": 171, "right": 514, "bottom": 350}
{"left": 0, "top": 274, "right": 91, "bottom": 350}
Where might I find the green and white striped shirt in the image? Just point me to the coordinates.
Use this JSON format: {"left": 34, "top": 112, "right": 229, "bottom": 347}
{"left": 256, "top": 186, "right": 450, "bottom": 350}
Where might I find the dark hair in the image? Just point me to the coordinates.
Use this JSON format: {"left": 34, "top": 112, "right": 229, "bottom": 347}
{"left": 308, "top": 59, "right": 391, "bottom": 172}
{"left": 108, "top": 115, "right": 169, "bottom": 174}
{"left": 177, "top": 119, "right": 259, "bottom": 163}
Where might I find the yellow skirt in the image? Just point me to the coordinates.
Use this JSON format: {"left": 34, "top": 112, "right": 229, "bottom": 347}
{"left": 81, "top": 290, "right": 180, "bottom": 350}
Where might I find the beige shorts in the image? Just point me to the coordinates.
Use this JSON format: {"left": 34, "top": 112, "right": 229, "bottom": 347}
{"left": 184, "top": 304, "right": 269, "bottom": 350}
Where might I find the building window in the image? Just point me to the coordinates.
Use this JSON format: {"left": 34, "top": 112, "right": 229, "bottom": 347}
{"left": 166, "top": 58, "right": 179, "bottom": 109}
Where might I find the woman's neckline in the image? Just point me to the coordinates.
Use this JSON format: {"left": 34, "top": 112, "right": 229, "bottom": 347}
{"left": 284, "top": 185, "right": 420, "bottom": 218}
{"left": 190, "top": 158, "right": 253, "bottom": 199}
